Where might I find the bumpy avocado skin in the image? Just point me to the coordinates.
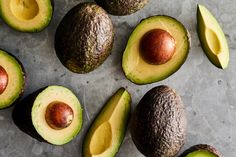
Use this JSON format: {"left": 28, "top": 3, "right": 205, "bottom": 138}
{"left": 179, "top": 144, "right": 221, "bottom": 157}
{"left": 130, "top": 85, "right": 187, "bottom": 157}
{"left": 95, "top": 0, "right": 149, "bottom": 15}
{"left": 55, "top": 2, "right": 114, "bottom": 73}
{"left": 12, "top": 88, "right": 46, "bottom": 142}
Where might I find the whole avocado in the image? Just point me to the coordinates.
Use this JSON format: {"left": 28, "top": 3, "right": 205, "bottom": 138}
{"left": 130, "top": 85, "right": 187, "bottom": 157}
{"left": 95, "top": 0, "right": 149, "bottom": 16}
{"left": 55, "top": 2, "right": 114, "bottom": 73}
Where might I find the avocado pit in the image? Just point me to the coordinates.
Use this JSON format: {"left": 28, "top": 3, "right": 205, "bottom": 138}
{"left": 140, "top": 29, "right": 176, "bottom": 65}
{"left": 0, "top": 65, "right": 8, "bottom": 94}
{"left": 45, "top": 101, "right": 74, "bottom": 130}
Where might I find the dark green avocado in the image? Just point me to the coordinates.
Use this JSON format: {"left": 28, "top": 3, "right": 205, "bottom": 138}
{"left": 179, "top": 144, "right": 221, "bottom": 157}
{"left": 55, "top": 2, "right": 114, "bottom": 73}
{"left": 130, "top": 85, "right": 187, "bottom": 157}
{"left": 95, "top": 0, "right": 149, "bottom": 16}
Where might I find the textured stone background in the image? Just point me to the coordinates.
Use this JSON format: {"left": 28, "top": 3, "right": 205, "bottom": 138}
{"left": 0, "top": 0, "right": 235, "bottom": 156}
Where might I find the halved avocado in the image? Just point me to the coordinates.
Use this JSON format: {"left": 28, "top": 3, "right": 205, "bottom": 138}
{"left": 197, "top": 5, "right": 229, "bottom": 69}
{"left": 0, "top": 0, "right": 53, "bottom": 32}
{"left": 0, "top": 49, "right": 25, "bottom": 109}
{"left": 122, "top": 15, "right": 190, "bottom": 85}
{"left": 83, "top": 88, "right": 131, "bottom": 157}
{"left": 179, "top": 144, "right": 221, "bottom": 157}
{"left": 12, "top": 86, "right": 83, "bottom": 145}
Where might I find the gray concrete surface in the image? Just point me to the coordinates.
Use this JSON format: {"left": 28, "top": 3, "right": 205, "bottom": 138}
{"left": 0, "top": 0, "right": 235, "bottom": 156}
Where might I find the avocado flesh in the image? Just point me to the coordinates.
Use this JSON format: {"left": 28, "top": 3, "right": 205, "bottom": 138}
{"left": 122, "top": 16, "right": 190, "bottom": 85}
{"left": 0, "top": 50, "right": 25, "bottom": 109}
{"left": 95, "top": 0, "right": 149, "bottom": 16}
{"left": 83, "top": 88, "right": 131, "bottom": 157}
{"left": 31, "top": 86, "right": 83, "bottom": 145}
{"left": 197, "top": 5, "right": 229, "bottom": 69}
{"left": 0, "top": 0, "right": 53, "bottom": 32}
{"left": 186, "top": 150, "right": 217, "bottom": 157}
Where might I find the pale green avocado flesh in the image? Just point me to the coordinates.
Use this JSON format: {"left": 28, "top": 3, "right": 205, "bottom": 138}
{"left": 0, "top": 0, "right": 53, "bottom": 32}
{"left": 83, "top": 88, "right": 131, "bottom": 157}
{"left": 31, "top": 86, "right": 83, "bottom": 145}
{"left": 186, "top": 150, "right": 217, "bottom": 157}
{"left": 122, "top": 15, "right": 190, "bottom": 85}
{"left": 0, "top": 50, "right": 24, "bottom": 109}
{"left": 197, "top": 4, "right": 229, "bottom": 69}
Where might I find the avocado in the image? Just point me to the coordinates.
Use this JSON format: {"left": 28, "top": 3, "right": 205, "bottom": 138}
{"left": 0, "top": 0, "right": 53, "bottom": 32}
{"left": 95, "top": 0, "right": 149, "bottom": 16}
{"left": 179, "top": 144, "right": 221, "bottom": 157}
{"left": 0, "top": 49, "right": 25, "bottom": 109}
{"left": 130, "top": 85, "right": 187, "bottom": 157}
{"left": 55, "top": 2, "right": 114, "bottom": 73}
{"left": 197, "top": 5, "right": 229, "bottom": 69}
{"left": 12, "top": 86, "right": 83, "bottom": 145}
{"left": 122, "top": 15, "right": 190, "bottom": 85}
{"left": 83, "top": 88, "right": 131, "bottom": 157}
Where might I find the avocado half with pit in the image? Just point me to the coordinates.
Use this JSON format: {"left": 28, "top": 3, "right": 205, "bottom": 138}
{"left": 55, "top": 2, "right": 114, "bottom": 73}
{"left": 0, "top": 49, "right": 25, "bottom": 109}
{"left": 95, "top": 0, "right": 149, "bottom": 16}
{"left": 122, "top": 15, "right": 190, "bottom": 85}
{"left": 0, "top": 0, "right": 53, "bottom": 32}
{"left": 197, "top": 4, "right": 229, "bottom": 69}
{"left": 83, "top": 88, "right": 131, "bottom": 157}
{"left": 12, "top": 86, "right": 83, "bottom": 145}
{"left": 130, "top": 85, "right": 187, "bottom": 157}
{"left": 179, "top": 144, "right": 221, "bottom": 157}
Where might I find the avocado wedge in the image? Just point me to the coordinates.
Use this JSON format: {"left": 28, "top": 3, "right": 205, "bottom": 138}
{"left": 95, "top": 0, "right": 149, "bottom": 16}
{"left": 197, "top": 4, "right": 229, "bottom": 69}
{"left": 83, "top": 88, "right": 131, "bottom": 157}
{"left": 179, "top": 144, "right": 221, "bottom": 157}
{"left": 0, "top": 0, "right": 53, "bottom": 32}
{"left": 122, "top": 15, "right": 190, "bottom": 85}
{"left": 12, "top": 86, "right": 83, "bottom": 145}
{"left": 0, "top": 49, "right": 25, "bottom": 109}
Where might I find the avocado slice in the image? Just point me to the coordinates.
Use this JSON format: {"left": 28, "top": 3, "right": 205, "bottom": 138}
{"left": 122, "top": 16, "right": 190, "bottom": 85}
{"left": 179, "top": 144, "right": 221, "bottom": 157}
{"left": 55, "top": 2, "right": 114, "bottom": 73}
{"left": 12, "top": 86, "right": 83, "bottom": 145}
{"left": 0, "top": 0, "right": 53, "bottom": 32}
{"left": 197, "top": 5, "right": 229, "bottom": 69}
{"left": 0, "top": 49, "right": 25, "bottom": 109}
{"left": 95, "top": 0, "right": 149, "bottom": 16}
{"left": 83, "top": 88, "right": 131, "bottom": 157}
{"left": 130, "top": 85, "right": 187, "bottom": 157}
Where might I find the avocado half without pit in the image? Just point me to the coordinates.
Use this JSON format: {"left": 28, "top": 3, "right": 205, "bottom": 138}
{"left": 83, "top": 88, "right": 131, "bottom": 157}
{"left": 130, "top": 85, "right": 187, "bottom": 157}
{"left": 95, "top": 0, "right": 149, "bottom": 16}
{"left": 0, "top": 0, "right": 53, "bottom": 32}
{"left": 0, "top": 50, "right": 25, "bottom": 109}
{"left": 122, "top": 15, "right": 190, "bottom": 85}
{"left": 55, "top": 2, "right": 114, "bottom": 73}
{"left": 12, "top": 86, "right": 83, "bottom": 145}
{"left": 197, "top": 4, "right": 229, "bottom": 69}
{"left": 179, "top": 144, "right": 221, "bottom": 157}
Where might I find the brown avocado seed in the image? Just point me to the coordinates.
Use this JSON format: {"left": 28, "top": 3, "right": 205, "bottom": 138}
{"left": 45, "top": 101, "right": 74, "bottom": 130}
{"left": 140, "top": 29, "right": 176, "bottom": 65}
{"left": 0, "top": 65, "right": 8, "bottom": 94}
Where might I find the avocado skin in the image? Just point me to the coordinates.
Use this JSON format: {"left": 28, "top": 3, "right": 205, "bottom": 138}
{"left": 179, "top": 144, "right": 221, "bottom": 157}
{"left": 12, "top": 88, "right": 46, "bottom": 143}
{"left": 130, "top": 85, "right": 187, "bottom": 157}
{"left": 55, "top": 2, "right": 114, "bottom": 73}
{"left": 95, "top": 0, "right": 149, "bottom": 16}
{"left": 0, "top": 49, "right": 26, "bottom": 110}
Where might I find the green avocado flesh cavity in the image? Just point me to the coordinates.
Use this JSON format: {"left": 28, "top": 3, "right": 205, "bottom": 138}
{"left": 83, "top": 88, "right": 131, "bottom": 157}
{"left": 197, "top": 4, "right": 229, "bottom": 69}
{"left": 186, "top": 150, "right": 217, "bottom": 157}
{"left": 0, "top": 0, "right": 53, "bottom": 32}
